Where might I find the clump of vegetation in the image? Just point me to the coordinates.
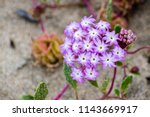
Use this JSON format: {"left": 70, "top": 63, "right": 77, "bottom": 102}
{"left": 32, "top": 33, "right": 63, "bottom": 68}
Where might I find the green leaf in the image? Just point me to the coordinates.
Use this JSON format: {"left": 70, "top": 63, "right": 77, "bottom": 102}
{"left": 114, "top": 24, "right": 121, "bottom": 33}
{"left": 64, "top": 63, "right": 77, "bottom": 89}
{"left": 22, "top": 95, "right": 34, "bottom": 100}
{"left": 121, "top": 76, "right": 133, "bottom": 92}
{"left": 100, "top": 77, "right": 110, "bottom": 93}
{"left": 116, "top": 61, "right": 123, "bottom": 67}
{"left": 107, "top": 0, "right": 112, "bottom": 22}
{"left": 34, "top": 82, "right": 48, "bottom": 100}
{"left": 114, "top": 88, "right": 120, "bottom": 97}
{"left": 88, "top": 80, "right": 99, "bottom": 88}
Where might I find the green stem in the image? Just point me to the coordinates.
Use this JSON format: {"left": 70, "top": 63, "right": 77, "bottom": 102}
{"left": 74, "top": 89, "right": 79, "bottom": 100}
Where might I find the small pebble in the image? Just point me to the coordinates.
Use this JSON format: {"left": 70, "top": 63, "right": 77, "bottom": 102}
{"left": 10, "top": 39, "right": 15, "bottom": 49}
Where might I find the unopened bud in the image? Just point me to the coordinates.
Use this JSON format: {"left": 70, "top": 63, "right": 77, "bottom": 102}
{"left": 130, "top": 66, "right": 139, "bottom": 74}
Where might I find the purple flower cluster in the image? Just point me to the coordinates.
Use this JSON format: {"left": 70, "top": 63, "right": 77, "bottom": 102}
{"left": 118, "top": 28, "right": 136, "bottom": 49}
{"left": 61, "top": 16, "right": 127, "bottom": 83}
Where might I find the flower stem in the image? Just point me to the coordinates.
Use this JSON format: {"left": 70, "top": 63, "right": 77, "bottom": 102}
{"left": 127, "top": 46, "right": 150, "bottom": 54}
{"left": 100, "top": 67, "right": 117, "bottom": 100}
{"left": 45, "top": 3, "right": 84, "bottom": 9}
{"left": 82, "top": 0, "right": 97, "bottom": 18}
{"left": 31, "top": 0, "right": 46, "bottom": 33}
{"left": 122, "top": 61, "right": 127, "bottom": 80}
{"left": 53, "top": 84, "right": 70, "bottom": 100}
{"left": 74, "top": 89, "right": 79, "bottom": 100}
{"left": 39, "top": 17, "right": 46, "bottom": 33}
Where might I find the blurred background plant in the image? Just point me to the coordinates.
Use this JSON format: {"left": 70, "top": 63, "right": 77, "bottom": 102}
{"left": 32, "top": 33, "right": 63, "bottom": 68}
{"left": 16, "top": 0, "right": 146, "bottom": 28}
{"left": 97, "top": 0, "right": 146, "bottom": 27}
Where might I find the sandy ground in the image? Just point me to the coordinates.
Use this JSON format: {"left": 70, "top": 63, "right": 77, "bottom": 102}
{"left": 0, "top": 0, "right": 150, "bottom": 100}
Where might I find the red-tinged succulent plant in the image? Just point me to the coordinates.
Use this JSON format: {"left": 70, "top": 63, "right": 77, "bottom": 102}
{"left": 32, "top": 33, "right": 63, "bottom": 68}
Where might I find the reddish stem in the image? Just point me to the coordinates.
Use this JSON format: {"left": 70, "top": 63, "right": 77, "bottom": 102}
{"left": 82, "top": 0, "right": 96, "bottom": 18}
{"left": 53, "top": 84, "right": 70, "bottom": 100}
{"left": 123, "top": 67, "right": 126, "bottom": 77}
{"left": 127, "top": 46, "right": 150, "bottom": 54}
{"left": 122, "top": 61, "right": 127, "bottom": 80}
{"left": 45, "top": 3, "right": 84, "bottom": 9}
{"left": 31, "top": 0, "right": 46, "bottom": 33}
{"left": 100, "top": 67, "right": 117, "bottom": 100}
{"left": 39, "top": 17, "right": 46, "bottom": 33}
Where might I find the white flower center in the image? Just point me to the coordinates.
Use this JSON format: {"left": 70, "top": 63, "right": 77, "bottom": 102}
{"left": 93, "top": 58, "right": 95, "bottom": 61}
{"left": 99, "top": 46, "right": 103, "bottom": 49}
{"left": 82, "top": 21, "right": 89, "bottom": 27}
{"left": 82, "top": 57, "right": 86, "bottom": 61}
{"left": 90, "top": 72, "right": 93, "bottom": 75}
{"left": 110, "top": 36, "right": 113, "bottom": 40}
{"left": 76, "top": 72, "right": 79, "bottom": 76}
{"left": 68, "top": 56, "right": 72, "bottom": 61}
{"left": 91, "top": 31, "right": 96, "bottom": 36}
{"left": 84, "top": 22, "right": 88, "bottom": 24}
{"left": 72, "top": 43, "right": 79, "bottom": 51}
{"left": 106, "top": 58, "right": 110, "bottom": 61}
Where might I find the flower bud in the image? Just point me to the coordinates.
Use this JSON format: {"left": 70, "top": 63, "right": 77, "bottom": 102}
{"left": 118, "top": 28, "right": 136, "bottom": 49}
{"left": 130, "top": 66, "right": 139, "bottom": 74}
